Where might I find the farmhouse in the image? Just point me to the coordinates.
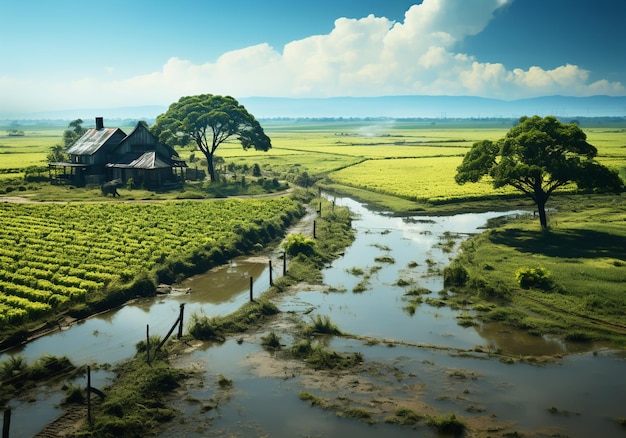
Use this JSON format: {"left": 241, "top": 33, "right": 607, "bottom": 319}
{"left": 49, "top": 117, "right": 187, "bottom": 188}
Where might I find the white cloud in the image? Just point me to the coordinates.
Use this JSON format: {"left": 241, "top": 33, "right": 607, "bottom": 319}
{"left": 1, "top": 0, "right": 623, "bottom": 114}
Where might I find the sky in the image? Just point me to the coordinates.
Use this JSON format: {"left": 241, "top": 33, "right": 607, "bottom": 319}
{"left": 0, "top": 0, "right": 624, "bottom": 115}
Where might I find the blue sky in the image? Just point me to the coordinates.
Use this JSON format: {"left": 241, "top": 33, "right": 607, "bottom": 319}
{"left": 0, "top": 0, "right": 624, "bottom": 114}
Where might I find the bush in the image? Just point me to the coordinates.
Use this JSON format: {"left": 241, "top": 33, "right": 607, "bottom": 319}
{"left": 261, "top": 331, "right": 282, "bottom": 350}
{"left": 283, "top": 233, "right": 317, "bottom": 257}
{"left": 515, "top": 267, "right": 553, "bottom": 291}
{"left": 443, "top": 262, "right": 469, "bottom": 287}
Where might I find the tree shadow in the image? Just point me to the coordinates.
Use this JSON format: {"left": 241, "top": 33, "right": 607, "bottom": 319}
{"left": 488, "top": 228, "right": 626, "bottom": 260}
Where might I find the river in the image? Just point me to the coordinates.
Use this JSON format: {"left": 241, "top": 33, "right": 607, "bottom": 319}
{"left": 1, "top": 195, "right": 625, "bottom": 437}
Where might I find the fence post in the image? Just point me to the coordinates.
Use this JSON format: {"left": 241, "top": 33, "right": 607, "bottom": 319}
{"left": 269, "top": 260, "right": 273, "bottom": 286}
{"left": 283, "top": 252, "right": 287, "bottom": 275}
{"left": 177, "top": 303, "right": 185, "bottom": 339}
{"left": 146, "top": 325, "right": 150, "bottom": 365}
{"left": 2, "top": 408, "right": 10, "bottom": 438}
{"left": 313, "top": 220, "right": 316, "bottom": 239}
{"left": 249, "top": 276, "right": 254, "bottom": 302}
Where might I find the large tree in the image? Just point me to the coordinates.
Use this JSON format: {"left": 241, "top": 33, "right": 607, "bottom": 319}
{"left": 455, "top": 116, "right": 624, "bottom": 229}
{"left": 152, "top": 94, "right": 271, "bottom": 182}
{"left": 63, "top": 118, "right": 86, "bottom": 147}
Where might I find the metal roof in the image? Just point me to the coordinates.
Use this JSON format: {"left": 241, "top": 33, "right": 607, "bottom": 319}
{"left": 106, "top": 151, "right": 171, "bottom": 170}
{"left": 65, "top": 128, "right": 125, "bottom": 156}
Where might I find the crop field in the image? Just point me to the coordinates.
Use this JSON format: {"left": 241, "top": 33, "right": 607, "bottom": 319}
{"left": 0, "top": 198, "right": 301, "bottom": 327}
{"left": 224, "top": 121, "right": 626, "bottom": 201}
{"left": 327, "top": 156, "right": 515, "bottom": 203}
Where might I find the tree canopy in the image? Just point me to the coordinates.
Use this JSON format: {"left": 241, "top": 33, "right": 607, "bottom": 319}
{"left": 63, "top": 118, "right": 86, "bottom": 148}
{"left": 151, "top": 94, "right": 271, "bottom": 182}
{"left": 455, "top": 115, "right": 624, "bottom": 229}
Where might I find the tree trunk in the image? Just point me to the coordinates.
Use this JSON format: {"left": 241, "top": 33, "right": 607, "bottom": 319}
{"left": 207, "top": 153, "right": 216, "bottom": 182}
{"left": 537, "top": 199, "right": 548, "bottom": 229}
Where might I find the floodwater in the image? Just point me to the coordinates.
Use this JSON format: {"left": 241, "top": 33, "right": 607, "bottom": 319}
{"left": 1, "top": 195, "right": 625, "bottom": 437}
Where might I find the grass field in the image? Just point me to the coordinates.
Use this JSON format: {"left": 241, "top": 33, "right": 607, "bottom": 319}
{"left": 448, "top": 194, "right": 626, "bottom": 345}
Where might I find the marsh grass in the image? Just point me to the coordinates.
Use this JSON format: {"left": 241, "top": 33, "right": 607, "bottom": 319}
{"left": 189, "top": 300, "right": 280, "bottom": 341}
{"left": 352, "top": 278, "right": 370, "bottom": 293}
{"left": 289, "top": 340, "right": 363, "bottom": 370}
{"left": 62, "top": 382, "right": 86, "bottom": 405}
{"left": 374, "top": 255, "right": 395, "bottom": 264}
{"left": 405, "top": 287, "right": 432, "bottom": 296}
{"left": 346, "top": 266, "right": 365, "bottom": 276}
{"left": 384, "top": 407, "right": 422, "bottom": 426}
{"left": 340, "top": 407, "right": 375, "bottom": 424}
{"left": 87, "top": 355, "right": 184, "bottom": 436}
{"left": 261, "top": 331, "right": 282, "bottom": 350}
{"left": 0, "top": 354, "right": 76, "bottom": 404}
{"left": 305, "top": 314, "right": 342, "bottom": 336}
{"left": 217, "top": 374, "right": 233, "bottom": 389}
{"left": 456, "top": 312, "right": 477, "bottom": 327}
{"left": 299, "top": 391, "right": 375, "bottom": 424}
{"left": 425, "top": 413, "right": 466, "bottom": 434}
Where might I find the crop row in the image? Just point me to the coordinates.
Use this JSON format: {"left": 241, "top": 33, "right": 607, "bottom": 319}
{"left": 0, "top": 197, "right": 301, "bottom": 326}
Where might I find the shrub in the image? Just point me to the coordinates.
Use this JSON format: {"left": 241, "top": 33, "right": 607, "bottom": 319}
{"left": 261, "top": 331, "right": 282, "bottom": 350}
{"left": 188, "top": 314, "right": 225, "bottom": 341}
{"left": 443, "top": 262, "right": 468, "bottom": 287}
{"left": 306, "top": 315, "right": 341, "bottom": 335}
{"left": 515, "top": 267, "right": 553, "bottom": 291}
{"left": 283, "top": 233, "right": 317, "bottom": 257}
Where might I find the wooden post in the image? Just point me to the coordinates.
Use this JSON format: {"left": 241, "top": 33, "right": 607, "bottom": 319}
{"left": 283, "top": 252, "right": 287, "bottom": 275}
{"left": 249, "top": 276, "right": 254, "bottom": 302}
{"left": 2, "top": 408, "right": 10, "bottom": 438}
{"left": 177, "top": 303, "right": 185, "bottom": 339}
{"left": 313, "top": 220, "right": 316, "bottom": 239}
{"left": 269, "top": 260, "right": 273, "bottom": 286}
{"left": 318, "top": 202, "right": 322, "bottom": 216}
{"left": 87, "top": 366, "right": 92, "bottom": 426}
{"left": 146, "top": 325, "right": 150, "bottom": 365}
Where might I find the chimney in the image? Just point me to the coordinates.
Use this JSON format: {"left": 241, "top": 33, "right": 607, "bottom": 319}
{"left": 95, "top": 117, "right": 104, "bottom": 130}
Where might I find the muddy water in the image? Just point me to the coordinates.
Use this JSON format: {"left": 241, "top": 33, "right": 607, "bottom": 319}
{"left": 2, "top": 195, "right": 625, "bottom": 437}
{"left": 0, "top": 256, "right": 272, "bottom": 438}
{"left": 159, "top": 196, "right": 625, "bottom": 437}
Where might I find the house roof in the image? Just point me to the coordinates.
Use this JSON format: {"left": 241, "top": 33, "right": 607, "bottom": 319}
{"left": 65, "top": 128, "right": 125, "bottom": 156}
{"left": 106, "top": 151, "right": 171, "bottom": 170}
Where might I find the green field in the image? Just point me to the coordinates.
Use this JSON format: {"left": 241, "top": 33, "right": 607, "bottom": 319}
{"left": 0, "top": 198, "right": 302, "bottom": 330}
{"left": 0, "top": 118, "right": 625, "bottom": 344}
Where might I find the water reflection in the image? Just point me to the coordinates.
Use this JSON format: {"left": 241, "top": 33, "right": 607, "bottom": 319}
{"left": 176, "top": 260, "right": 267, "bottom": 304}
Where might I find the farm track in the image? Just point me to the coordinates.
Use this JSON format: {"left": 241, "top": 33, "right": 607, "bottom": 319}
{"left": 518, "top": 292, "right": 626, "bottom": 335}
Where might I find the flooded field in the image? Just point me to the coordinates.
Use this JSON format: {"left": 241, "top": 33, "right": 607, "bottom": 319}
{"left": 2, "top": 196, "right": 625, "bottom": 437}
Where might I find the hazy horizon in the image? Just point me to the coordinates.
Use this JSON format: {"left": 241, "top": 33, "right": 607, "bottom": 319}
{"left": 1, "top": 0, "right": 624, "bottom": 116}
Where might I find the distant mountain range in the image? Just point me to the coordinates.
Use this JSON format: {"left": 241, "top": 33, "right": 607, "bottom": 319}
{"left": 2, "top": 95, "right": 625, "bottom": 123}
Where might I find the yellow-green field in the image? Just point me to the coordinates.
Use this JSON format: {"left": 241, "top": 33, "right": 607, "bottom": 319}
{"left": 2, "top": 120, "right": 625, "bottom": 204}
{"left": 328, "top": 157, "right": 514, "bottom": 203}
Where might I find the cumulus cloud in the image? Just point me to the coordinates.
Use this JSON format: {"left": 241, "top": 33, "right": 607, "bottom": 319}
{"left": 1, "top": 0, "right": 623, "bottom": 113}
